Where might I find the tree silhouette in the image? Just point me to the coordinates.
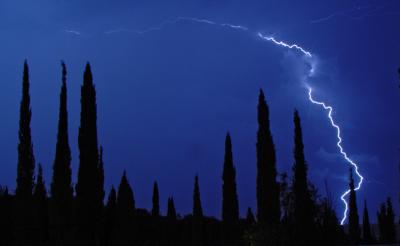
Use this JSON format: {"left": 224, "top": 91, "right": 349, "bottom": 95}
{"left": 320, "top": 198, "right": 343, "bottom": 246}
{"left": 292, "top": 110, "right": 314, "bottom": 246}
{"left": 104, "top": 187, "right": 117, "bottom": 246}
{"left": 75, "top": 63, "right": 103, "bottom": 245}
{"left": 348, "top": 168, "right": 360, "bottom": 244}
{"left": 151, "top": 181, "right": 161, "bottom": 246}
{"left": 221, "top": 133, "right": 240, "bottom": 246}
{"left": 16, "top": 60, "right": 36, "bottom": 246}
{"left": 385, "top": 198, "right": 396, "bottom": 243}
{"left": 192, "top": 175, "right": 203, "bottom": 246}
{"left": 33, "top": 164, "right": 49, "bottom": 245}
{"left": 167, "top": 197, "right": 177, "bottom": 220}
{"left": 116, "top": 171, "right": 136, "bottom": 245}
{"left": 152, "top": 181, "right": 160, "bottom": 217}
{"left": 50, "top": 62, "right": 73, "bottom": 246}
{"left": 2, "top": 65, "right": 393, "bottom": 246}
{"left": 377, "top": 202, "right": 388, "bottom": 243}
{"left": 167, "top": 197, "right": 178, "bottom": 246}
{"left": 319, "top": 181, "right": 344, "bottom": 246}
{"left": 362, "top": 200, "right": 373, "bottom": 244}
{"left": 246, "top": 207, "right": 255, "bottom": 226}
{"left": 256, "top": 89, "right": 280, "bottom": 229}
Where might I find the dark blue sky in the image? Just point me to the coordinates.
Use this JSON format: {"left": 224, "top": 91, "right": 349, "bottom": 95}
{"left": 0, "top": 0, "right": 399, "bottom": 223}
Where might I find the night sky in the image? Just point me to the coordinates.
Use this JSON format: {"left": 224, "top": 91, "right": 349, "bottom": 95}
{"left": 1, "top": 0, "right": 399, "bottom": 222}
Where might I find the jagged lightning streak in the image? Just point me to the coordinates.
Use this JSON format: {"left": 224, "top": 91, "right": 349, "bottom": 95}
{"left": 307, "top": 88, "right": 364, "bottom": 225}
{"left": 247, "top": 27, "right": 362, "bottom": 226}
{"left": 104, "top": 17, "right": 248, "bottom": 35}
{"left": 103, "top": 16, "right": 364, "bottom": 224}
{"left": 257, "top": 33, "right": 313, "bottom": 57}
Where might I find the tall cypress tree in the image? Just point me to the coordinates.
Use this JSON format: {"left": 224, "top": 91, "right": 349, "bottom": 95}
{"left": 292, "top": 110, "right": 314, "bottom": 245}
{"left": 222, "top": 133, "right": 240, "bottom": 246}
{"left": 50, "top": 62, "right": 73, "bottom": 246}
{"left": 192, "top": 175, "right": 203, "bottom": 246}
{"left": 377, "top": 202, "right": 388, "bottom": 243}
{"left": 348, "top": 167, "right": 360, "bottom": 244}
{"left": 152, "top": 181, "right": 160, "bottom": 217}
{"left": 256, "top": 89, "right": 280, "bottom": 228}
{"left": 167, "top": 197, "right": 177, "bottom": 220}
{"left": 116, "top": 171, "right": 135, "bottom": 245}
{"left": 362, "top": 200, "right": 372, "bottom": 243}
{"left": 16, "top": 60, "right": 36, "bottom": 246}
{"left": 167, "top": 197, "right": 178, "bottom": 246}
{"left": 75, "top": 63, "right": 102, "bottom": 245}
{"left": 151, "top": 181, "right": 161, "bottom": 246}
{"left": 33, "top": 164, "right": 49, "bottom": 245}
{"left": 385, "top": 198, "right": 396, "bottom": 243}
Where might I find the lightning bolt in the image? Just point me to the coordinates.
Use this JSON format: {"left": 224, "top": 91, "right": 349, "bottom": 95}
{"left": 65, "top": 30, "right": 81, "bottom": 36}
{"left": 307, "top": 88, "right": 364, "bottom": 225}
{"left": 258, "top": 28, "right": 363, "bottom": 224}
{"left": 257, "top": 33, "right": 312, "bottom": 57}
{"left": 104, "top": 17, "right": 248, "bottom": 35}
{"left": 104, "top": 16, "right": 364, "bottom": 225}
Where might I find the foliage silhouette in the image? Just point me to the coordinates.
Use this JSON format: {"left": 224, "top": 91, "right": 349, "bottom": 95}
{"left": 50, "top": 62, "right": 73, "bottom": 246}
{"left": 0, "top": 62, "right": 397, "bottom": 246}
{"left": 221, "top": 133, "right": 240, "bottom": 246}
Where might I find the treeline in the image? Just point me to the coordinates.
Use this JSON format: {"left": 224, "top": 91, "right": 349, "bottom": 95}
{"left": 0, "top": 61, "right": 397, "bottom": 246}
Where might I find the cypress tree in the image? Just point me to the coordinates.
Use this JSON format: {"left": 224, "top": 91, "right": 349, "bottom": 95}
{"left": 167, "top": 197, "right": 177, "bottom": 220}
{"left": 151, "top": 181, "right": 161, "bottom": 246}
{"left": 116, "top": 171, "right": 135, "bottom": 245}
{"left": 75, "top": 63, "right": 102, "bottom": 245}
{"left": 192, "top": 175, "right": 203, "bottom": 246}
{"left": 246, "top": 207, "right": 255, "bottom": 225}
{"left": 33, "top": 164, "right": 49, "bottom": 245}
{"left": 377, "top": 203, "right": 387, "bottom": 243}
{"left": 152, "top": 181, "right": 160, "bottom": 217}
{"left": 362, "top": 200, "right": 372, "bottom": 243}
{"left": 256, "top": 89, "right": 280, "bottom": 228}
{"left": 167, "top": 197, "right": 178, "bottom": 246}
{"left": 16, "top": 60, "right": 36, "bottom": 246}
{"left": 385, "top": 198, "right": 396, "bottom": 243}
{"left": 104, "top": 187, "right": 117, "bottom": 246}
{"left": 292, "top": 110, "right": 314, "bottom": 245}
{"left": 348, "top": 168, "right": 360, "bottom": 244}
{"left": 221, "top": 133, "right": 240, "bottom": 246}
{"left": 50, "top": 62, "right": 73, "bottom": 246}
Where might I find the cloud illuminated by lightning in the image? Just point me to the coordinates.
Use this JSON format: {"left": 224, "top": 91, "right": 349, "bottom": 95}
{"left": 102, "top": 16, "right": 364, "bottom": 225}
{"left": 307, "top": 88, "right": 364, "bottom": 225}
